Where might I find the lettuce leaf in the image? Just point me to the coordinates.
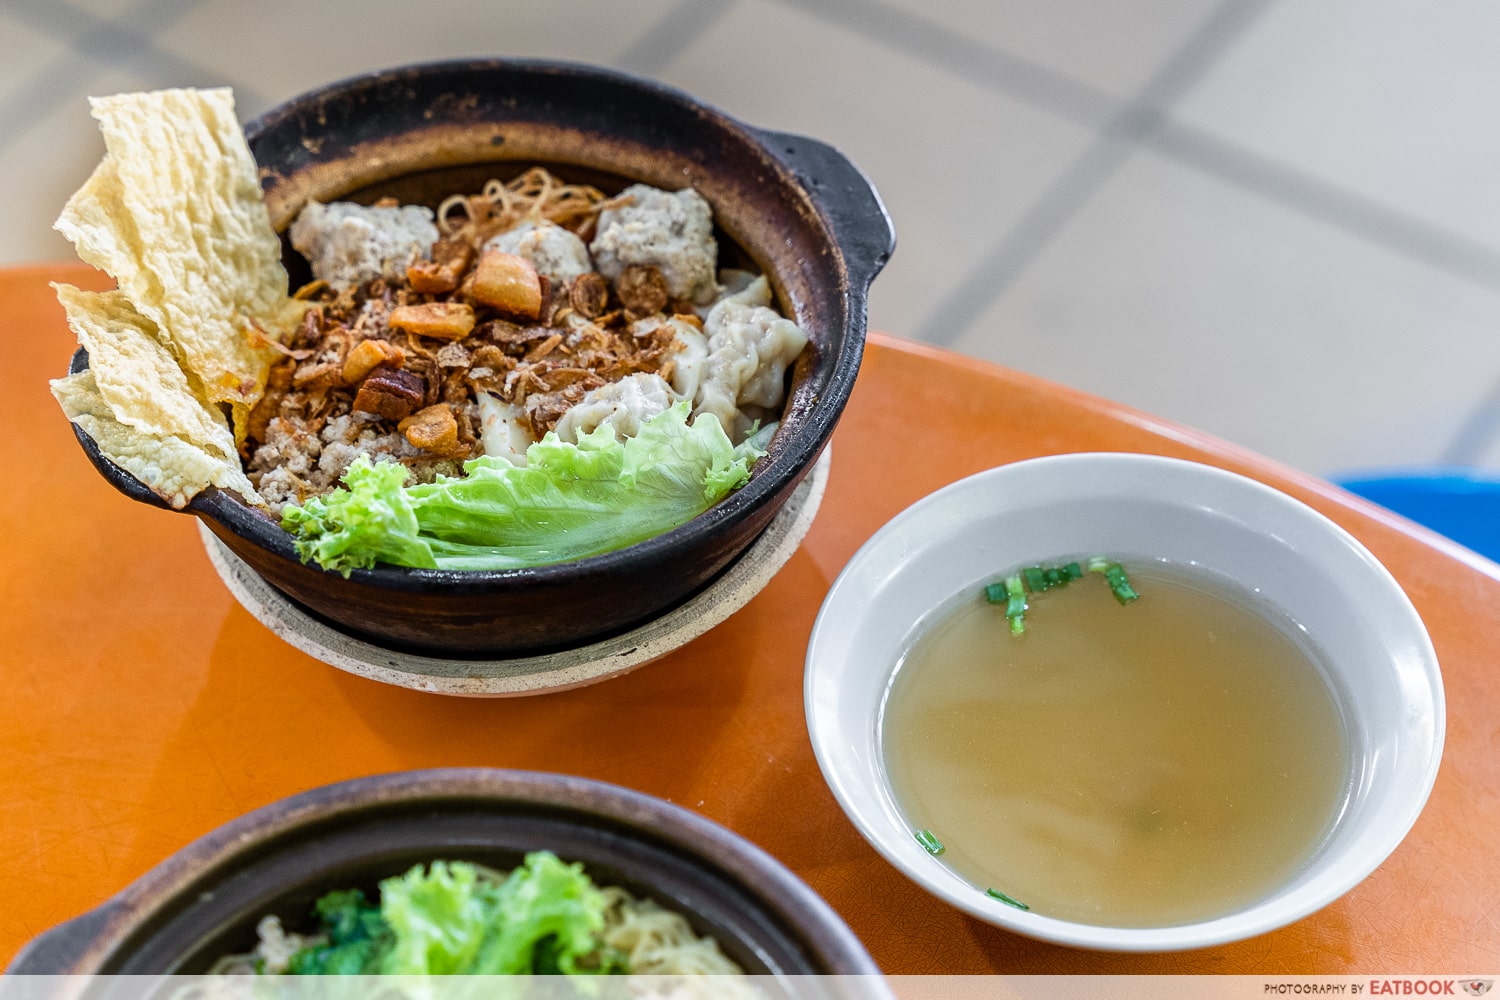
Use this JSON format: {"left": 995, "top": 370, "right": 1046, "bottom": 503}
{"left": 465, "top": 852, "right": 619, "bottom": 976}
{"left": 375, "top": 854, "right": 621, "bottom": 976}
{"left": 280, "top": 402, "right": 770, "bottom": 575}
{"left": 378, "top": 860, "right": 495, "bottom": 975}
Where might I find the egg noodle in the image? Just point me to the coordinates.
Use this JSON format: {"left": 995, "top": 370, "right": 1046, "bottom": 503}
{"left": 596, "top": 886, "right": 743, "bottom": 976}
{"left": 436, "top": 167, "right": 622, "bottom": 245}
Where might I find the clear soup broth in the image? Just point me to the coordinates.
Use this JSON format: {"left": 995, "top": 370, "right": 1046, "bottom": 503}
{"left": 880, "top": 560, "right": 1351, "bottom": 928}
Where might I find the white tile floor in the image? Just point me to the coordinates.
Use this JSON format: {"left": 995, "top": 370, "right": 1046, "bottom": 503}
{"left": 6, "top": 0, "right": 1500, "bottom": 482}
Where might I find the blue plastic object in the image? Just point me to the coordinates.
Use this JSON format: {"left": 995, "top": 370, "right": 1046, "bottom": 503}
{"left": 1332, "top": 467, "right": 1500, "bottom": 562}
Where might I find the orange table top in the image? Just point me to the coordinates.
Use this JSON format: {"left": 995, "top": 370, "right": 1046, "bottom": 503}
{"left": 3, "top": 262, "right": 1497, "bottom": 974}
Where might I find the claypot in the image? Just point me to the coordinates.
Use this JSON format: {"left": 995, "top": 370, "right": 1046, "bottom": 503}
{"left": 68, "top": 58, "right": 893, "bottom": 657}
{"left": 6, "top": 768, "right": 883, "bottom": 981}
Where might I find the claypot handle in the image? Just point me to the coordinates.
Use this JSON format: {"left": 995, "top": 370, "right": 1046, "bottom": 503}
{"left": 3, "top": 899, "right": 123, "bottom": 973}
{"left": 755, "top": 128, "right": 896, "bottom": 291}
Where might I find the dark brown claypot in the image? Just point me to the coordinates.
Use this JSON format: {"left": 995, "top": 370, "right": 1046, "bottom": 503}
{"left": 6, "top": 769, "right": 883, "bottom": 982}
{"left": 67, "top": 58, "right": 893, "bottom": 657}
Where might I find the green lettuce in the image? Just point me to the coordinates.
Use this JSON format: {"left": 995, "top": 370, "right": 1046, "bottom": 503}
{"left": 280, "top": 854, "right": 626, "bottom": 976}
{"left": 281, "top": 402, "right": 772, "bottom": 575}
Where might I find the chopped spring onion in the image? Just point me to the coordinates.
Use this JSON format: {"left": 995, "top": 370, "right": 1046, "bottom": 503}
{"left": 983, "top": 557, "right": 1140, "bottom": 634}
{"left": 915, "top": 829, "right": 945, "bottom": 856}
{"left": 1106, "top": 569, "right": 1139, "bottom": 604}
{"left": 1090, "top": 558, "right": 1140, "bottom": 605}
{"left": 1005, "top": 574, "right": 1027, "bottom": 636}
{"left": 985, "top": 888, "right": 1030, "bottom": 911}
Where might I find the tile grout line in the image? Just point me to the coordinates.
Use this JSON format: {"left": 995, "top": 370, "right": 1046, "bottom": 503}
{"left": 8, "top": 0, "right": 1493, "bottom": 309}
{"left": 1151, "top": 120, "right": 1500, "bottom": 469}
{"left": 4, "top": 0, "right": 206, "bottom": 47}
{"left": 784, "top": 0, "right": 1500, "bottom": 345}
{"left": 1150, "top": 118, "right": 1500, "bottom": 290}
{"left": 0, "top": 0, "right": 264, "bottom": 159}
{"left": 914, "top": 0, "right": 1273, "bottom": 347}
{"left": 911, "top": 136, "right": 1138, "bottom": 347}
{"left": 0, "top": 47, "right": 104, "bottom": 156}
{"left": 614, "top": 0, "right": 741, "bottom": 77}
{"left": 774, "top": 0, "right": 1119, "bottom": 129}
{"left": 1152, "top": 113, "right": 1500, "bottom": 466}
{"left": 1438, "top": 396, "right": 1500, "bottom": 467}
{"left": 1151, "top": 106, "right": 1500, "bottom": 472}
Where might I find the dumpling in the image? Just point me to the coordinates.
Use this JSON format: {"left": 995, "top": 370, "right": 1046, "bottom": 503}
{"left": 476, "top": 391, "right": 534, "bottom": 467}
{"left": 484, "top": 219, "right": 593, "bottom": 288}
{"left": 706, "top": 271, "right": 773, "bottom": 312}
{"left": 664, "top": 319, "right": 709, "bottom": 402}
{"left": 552, "top": 373, "right": 675, "bottom": 444}
{"left": 630, "top": 315, "right": 709, "bottom": 401}
{"left": 692, "top": 279, "right": 808, "bottom": 439}
{"left": 289, "top": 201, "right": 437, "bottom": 291}
{"left": 590, "top": 184, "right": 718, "bottom": 306}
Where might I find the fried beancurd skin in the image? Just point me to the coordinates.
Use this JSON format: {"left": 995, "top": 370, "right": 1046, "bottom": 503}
{"left": 52, "top": 87, "right": 306, "bottom": 508}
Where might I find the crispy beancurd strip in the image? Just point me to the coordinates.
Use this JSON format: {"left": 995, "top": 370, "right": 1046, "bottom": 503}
{"left": 55, "top": 89, "right": 303, "bottom": 443}
{"left": 388, "top": 302, "right": 476, "bottom": 341}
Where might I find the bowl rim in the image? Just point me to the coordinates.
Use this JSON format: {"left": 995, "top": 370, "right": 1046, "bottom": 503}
{"left": 804, "top": 450, "right": 1447, "bottom": 952}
